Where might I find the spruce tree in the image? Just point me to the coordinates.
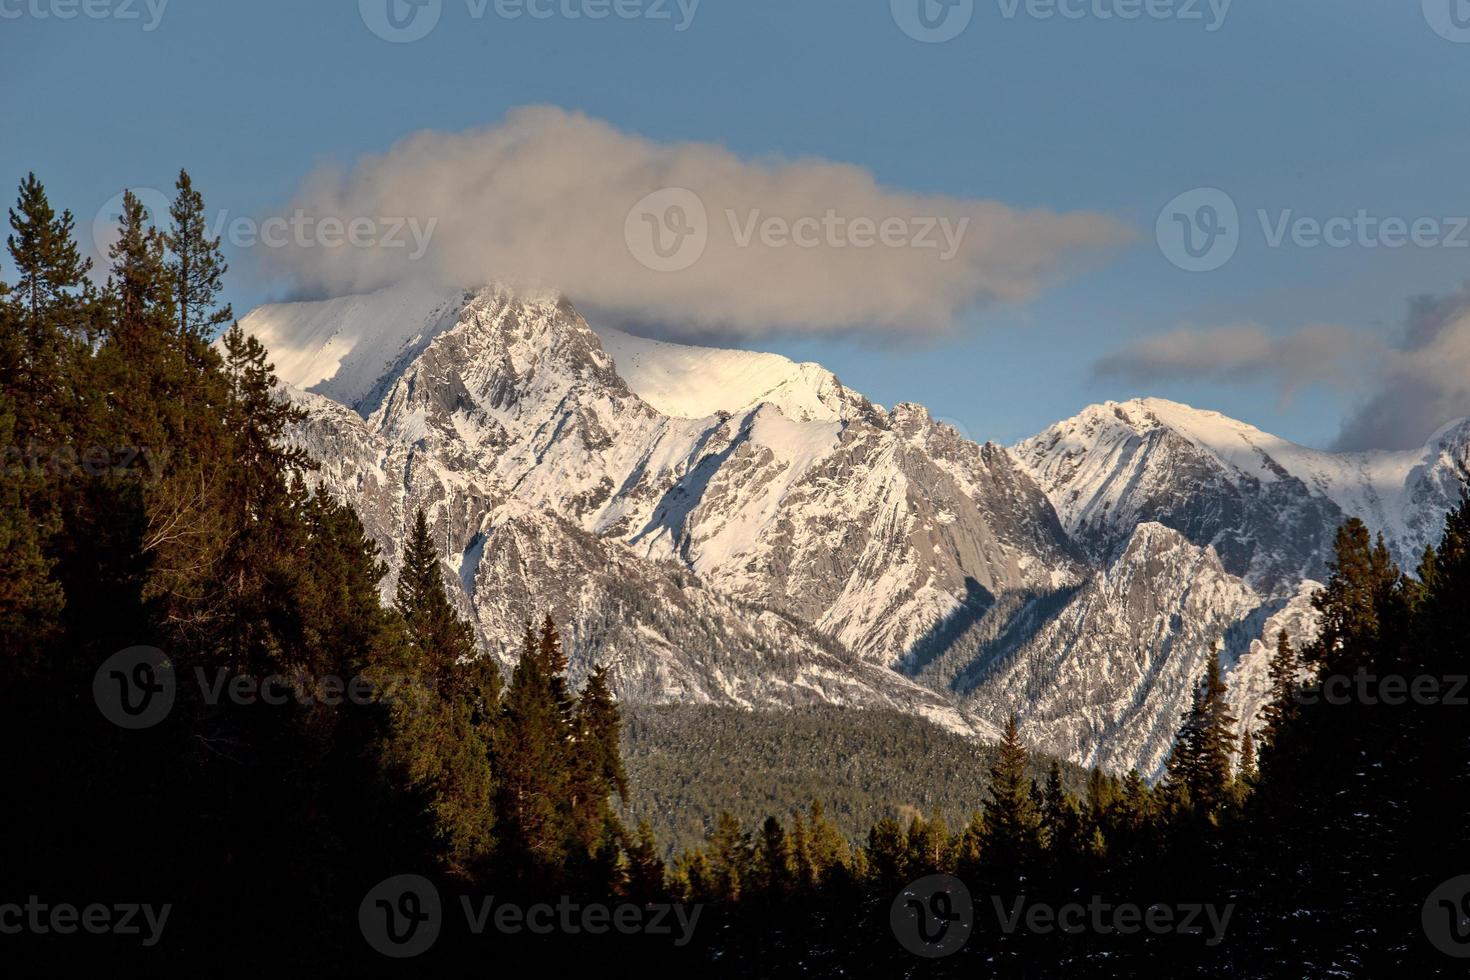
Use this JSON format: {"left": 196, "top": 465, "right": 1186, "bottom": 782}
{"left": 1182, "top": 646, "right": 1238, "bottom": 814}
{"left": 6, "top": 173, "right": 90, "bottom": 330}
{"left": 1258, "top": 629, "right": 1300, "bottom": 753}
{"left": 568, "top": 663, "right": 627, "bottom": 852}
{"left": 395, "top": 508, "right": 478, "bottom": 687}
{"left": 494, "top": 620, "right": 572, "bottom": 879}
{"left": 165, "top": 169, "right": 232, "bottom": 341}
{"left": 981, "top": 714, "right": 1040, "bottom": 887}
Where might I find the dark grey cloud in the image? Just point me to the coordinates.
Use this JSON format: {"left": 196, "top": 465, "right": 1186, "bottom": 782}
{"left": 1333, "top": 288, "right": 1470, "bottom": 451}
{"left": 1091, "top": 323, "right": 1368, "bottom": 404}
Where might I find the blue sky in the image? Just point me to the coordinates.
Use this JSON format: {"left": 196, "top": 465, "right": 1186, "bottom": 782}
{"left": 4, "top": 0, "right": 1469, "bottom": 448}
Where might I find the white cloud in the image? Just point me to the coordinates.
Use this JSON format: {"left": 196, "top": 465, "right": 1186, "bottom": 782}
{"left": 260, "top": 106, "right": 1128, "bottom": 339}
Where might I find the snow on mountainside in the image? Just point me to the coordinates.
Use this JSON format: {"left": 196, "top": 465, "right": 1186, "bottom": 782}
{"left": 596, "top": 327, "right": 858, "bottom": 422}
{"left": 959, "top": 522, "right": 1263, "bottom": 776}
{"left": 243, "top": 283, "right": 1465, "bottom": 775}
{"left": 242, "top": 284, "right": 470, "bottom": 413}
{"left": 1013, "top": 398, "right": 1470, "bottom": 594}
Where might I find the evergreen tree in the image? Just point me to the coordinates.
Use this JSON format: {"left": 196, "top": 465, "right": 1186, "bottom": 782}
{"left": 1179, "top": 646, "right": 1238, "bottom": 815}
{"left": 1310, "top": 518, "right": 1403, "bottom": 672}
{"left": 1236, "top": 727, "right": 1257, "bottom": 790}
{"left": 6, "top": 172, "right": 90, "bottom": 333}
{"left": 165, "top": 169, "right": 232, "bottom": 341}
{"left": 395, "top": 508, "right": 478, "bottom": 687}
{"left": 708, "top": 811, "right": 751, "bottom": 902}
{"left": 494, "top": 620, "right": 572, "bottom": 879}
{"left": 569, "top": 663, "right": 627, "bottom": 853}
{"left": 1258, "top": 629, "right": 1300, "bottom": 754}
{"left": 623, "top": 820, "right": 667, "bottom": 904}
{"left": 980, "top": 714, "right": 1040, "bottom": 887}
{"left": 756, "top": 815, "right": 793, "bottom": 897}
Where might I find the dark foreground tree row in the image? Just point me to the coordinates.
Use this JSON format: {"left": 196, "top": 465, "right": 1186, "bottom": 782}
{"left": 1, "top": 174, "right": 1467, "bottom": 977}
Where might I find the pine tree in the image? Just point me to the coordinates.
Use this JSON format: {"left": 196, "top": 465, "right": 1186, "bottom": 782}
{"left": 1180, "top": 646, "right": 1238, "bottom": 814}
{"left": 864, "top": 816, "right": 909, "bottom": 890}
{"left": 6, "top": 173, "right": 90, "bottom": 330}
{"left": 1040, "top": 760, "right": 1081, "bottom": 876}
{"left": 494, "top": 620, "right": 572, "bottom": 878}
{"left": 380, "top": 507, "right": 498, "bottom": 870}
{"left": 1258, "top": 629, "right": 1300, "bottom": 753}
{"left": 804, "top": 799, "right": 849, "bottom": 882}
{"left": 165, "top": 170, "right": 232, "bottom": 341}
{"left": 536, "top": 612, "right": 572, "bottom": 713}
{"left": 220, "top": 323, "right": 311, "bottom": 509}
{"left": 756, "top": 815, "right": 793, "bottom": 896}
{"left": 981, "top": 714, "right": 1040, "bottom": 887}
{"left": 708, "top": 811, "right": 750, "bottom": 901}
{"left": 1310, "top": 519, "right": 1403, "bottom": 673}
{"left": 108, "top": 189, "right": 172, "bottom": 329}
{"left": 906, "top": 811, "right": 950, "bottom": 873}
{"left": 568, "top": 664, "right": 627, "bottom": 853}
{"left": 1237, "top": 728, "right": 1257, "bottom": 790}
{"left": 394, "top": 508, "right": 478, "bottom": 688}
{"left": 623, "top": 820, "right": 667, "bottom": 904}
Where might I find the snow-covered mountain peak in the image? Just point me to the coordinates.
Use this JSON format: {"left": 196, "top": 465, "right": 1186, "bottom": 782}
{"left": 593, "top": 326, "right": 857, "bottom": 423}
{"left": 1016, "top": 396, "right": 1470, "bottom": 590}
{"left": 240, "top": 282, "right": 869, "bottom": 427}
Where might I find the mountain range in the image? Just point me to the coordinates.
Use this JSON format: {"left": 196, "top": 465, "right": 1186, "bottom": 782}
{"left": 239, "top": 283, "right": 1470, "bottom": 776}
